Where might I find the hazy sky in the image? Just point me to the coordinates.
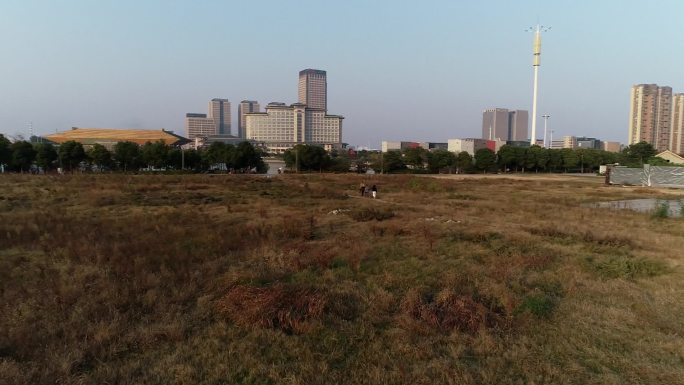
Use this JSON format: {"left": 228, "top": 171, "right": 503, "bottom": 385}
{"left": 1, "top": 0, "right": 683, "bottom": 147}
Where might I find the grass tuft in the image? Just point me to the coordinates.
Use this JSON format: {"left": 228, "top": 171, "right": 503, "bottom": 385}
{"left": 584, "top": 255, "right": 669, "bottom": 279}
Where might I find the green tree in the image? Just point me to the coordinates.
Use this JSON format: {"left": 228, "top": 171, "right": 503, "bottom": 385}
{"left": 114, "top": 141, "right": 142, "bottom": 172}
{"left": 58, "top": 141, "right": 86, "bottom": 171}
{"left": 382, "top": 150, "right": 406, "bottom": 173}
{"left": 560, "top": 148, "right": 578, "bottom": 172}
{"left": 10, "top": 141, "right": 36, "bottom": 172}
{"left": 497, "top": 145, "right": 518, "bottom": 172}
{"left": 427, "top": 149, "right": 456, "bottom": 173}
{"left": 524, "top": 146, "right": 540, "bottom": 171}
{"left": 141, "top": 141, "right": 170, "bottom": 169}
{"left": 474, "top": 148, "right": 496, "bottom": 173}
{"left": 88, "top": 143, "right": 113, "bottom": 171}
{"left": 403, "top": 147, "right": 428, "bottom": 170}
{"left": 233, "top": 141, "right": 266, "bottom": 173}
{"left": 455, "top": 151, "right": 473, "bottom": 173}
{"left": 34, "top": 143, "right": 58, "bottom": 171}
{"left": 623, "top": 141, "right": 657, "bottom": 166}
{"left": 0, "top": 134, "right": 11, "bottom": 169}
{"left": 547, "top": 149, "right": 563, "bottom": 172}
{"left": 284, "top": 144, "right": 330, "bottom": 172}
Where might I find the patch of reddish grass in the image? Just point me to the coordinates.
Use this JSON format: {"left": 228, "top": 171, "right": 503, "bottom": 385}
{"left": 400, "top": 288, "right": 504, "bottom": 334}
{"left": 216, "top": 283, "right": 327, "bottom": 334}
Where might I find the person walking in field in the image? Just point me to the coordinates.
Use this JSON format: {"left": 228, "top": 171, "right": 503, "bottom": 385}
{"left": 371, "top": 185, "right": 377, "bottom": 199}
{"left": 359, "top": 182, "right": 366, "bottom": 197}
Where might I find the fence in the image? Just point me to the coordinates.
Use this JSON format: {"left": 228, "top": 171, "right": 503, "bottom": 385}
{"left": 609, "top": 165, "right": 684, "bottom": 188}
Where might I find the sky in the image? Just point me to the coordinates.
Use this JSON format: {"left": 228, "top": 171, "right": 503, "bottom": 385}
{"left": 1, "top": 0, "right": 683, "bottom": 147}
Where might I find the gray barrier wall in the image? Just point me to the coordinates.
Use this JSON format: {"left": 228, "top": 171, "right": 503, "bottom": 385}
{"left": 610, "top": 165, "right": 684, "bottom": 187}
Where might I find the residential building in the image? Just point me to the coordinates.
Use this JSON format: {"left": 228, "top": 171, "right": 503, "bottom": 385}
{"left": 46, "top": 127, "right": 188, "bottom": 150}
{"left": 237, "top": 100, "right": 260, "bottom": 139}
{"left": 672, "top": 93, "right": 684, "bottom": 154}
{"left": 209, "top": 99, "right": 231, "bottom": 135}
{"left": 628, "top": 84, "right": 672, "bottom": 151}
{"left": 185, "top": 113, "right": 216, "bottom": 139}
{"left": 482, "top": 108, "right": 528, "bottom": 141}
{"left": 299, "top": 69, "right": 327, "bottom": 111}
{"left": 549, "top": 140, "right": 565, "bottom": 149}
{"left": 655, "top": 150, "right": 684, "bottom": 165}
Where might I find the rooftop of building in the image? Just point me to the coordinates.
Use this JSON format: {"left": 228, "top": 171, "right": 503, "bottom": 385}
{"left": 186, "top": 113, "right": 207, "bottom": 118}
{"left": 46, "top": 128, "right": 189, "bottom": 146}
{"left": 299, "top": 69, "right": 326, "bottom": 76}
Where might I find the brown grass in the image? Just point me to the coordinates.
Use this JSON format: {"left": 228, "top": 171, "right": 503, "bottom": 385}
{"left": 1, "top": 173, "right": 683, "bottom": 384}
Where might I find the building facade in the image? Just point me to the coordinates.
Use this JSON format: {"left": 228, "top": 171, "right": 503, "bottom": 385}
{"left": 245, "top": 103, "right": 342, "bottom": 153}
{"left": 209, "top": 99, "right": 231, "bottom": 135}
{"left": 603, "top": 141, "right": 622, "bottom": 153}
{"left": 672, "top": 93, "right": 684, "bottom": 154}
{"left": 299, "top": 69, "right": 327, "bottom": 111}
{"left": 447, "top": 138, "right": 496, "bottom": 156}
{"left": 185, "top": 113, "right": 216, "bottom": 139}
{"left": 245, "top": 69, "right": 342, "bottom": 153}
{"left": 237, "top": 100, "right": 260, "bottom": 139}
{"left": 482, "top": 108, "right": 528, "bottom": 142}
{"left": 628, "top": 84, "right": 673, "bottom": 151}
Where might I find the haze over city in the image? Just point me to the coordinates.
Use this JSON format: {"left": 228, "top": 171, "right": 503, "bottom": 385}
{"left": 1, "top": 0, "right": 683, "bottom": 147}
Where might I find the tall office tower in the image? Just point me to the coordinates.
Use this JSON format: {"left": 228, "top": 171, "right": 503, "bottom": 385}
{"left": 237, "top": 100, "right": 260, "bottom": 139}
{"left": 628, "top": 84, "right": 672, "bottom": 151}
{"left": 482, "top": 108, "right": 509, "bottom": 140}
{"left": 671, "top": 94, "right": 684, "bottom": 154}
{"left": 298, "top": 69, "right": 327, "bottom": 111}
{"left": 185, "top": 113, "right": 216, "bottom": 139}
{"left": 509, "top": 110, "right": 529, "bottom": 141}
{"left": 482, "top": 108, "right": 528, "bottom": 141}
{"left": 209, "top": 99, "right": 231, "bottom": 135}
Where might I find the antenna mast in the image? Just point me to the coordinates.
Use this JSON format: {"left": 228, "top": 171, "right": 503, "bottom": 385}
{"left": 527, "top": 24, "right": 550, "bottom": 146}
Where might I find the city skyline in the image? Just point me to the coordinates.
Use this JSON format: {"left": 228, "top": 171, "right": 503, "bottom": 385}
{"left": 2, "top": 1, "right": 684, "bottom": 147}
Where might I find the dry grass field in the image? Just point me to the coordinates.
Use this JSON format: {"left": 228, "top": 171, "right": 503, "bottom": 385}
{"left": 1, "top": 173, "right": 683, "bottom": 385}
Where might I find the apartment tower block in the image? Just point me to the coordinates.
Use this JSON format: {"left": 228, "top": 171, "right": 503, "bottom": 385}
{"left": 629, "top": 84, "right": 673, "bottom": 152}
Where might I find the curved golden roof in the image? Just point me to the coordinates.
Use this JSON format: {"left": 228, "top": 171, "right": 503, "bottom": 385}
{"left": 46, "top": 128, "right": 187, "bottom": 146}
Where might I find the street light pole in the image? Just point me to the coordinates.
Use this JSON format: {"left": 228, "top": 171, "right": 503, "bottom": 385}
{"left": 542, "top": 114, "right": 550, "bottom": 147}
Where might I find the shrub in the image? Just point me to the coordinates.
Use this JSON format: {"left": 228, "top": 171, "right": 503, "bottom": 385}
{"left": 516, "top": 293, "right": 557, "bottom": 318}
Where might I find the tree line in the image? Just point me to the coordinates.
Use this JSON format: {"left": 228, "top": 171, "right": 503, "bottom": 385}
{"left": 281, "top": 141, "right": 667, "bottom": 174}
{"left": 0, "top": 135, "right": 266, "bottom": 173}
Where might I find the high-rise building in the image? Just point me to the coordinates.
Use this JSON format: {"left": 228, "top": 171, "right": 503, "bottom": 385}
{"left": 245, "top": 69, "right": 342, "bottom": 153}
{"left": 185, "top": 113, "right": 216, "bottom": 139}
{"left": 209, "top": 99, "right": 231, "bottom": 135}
{"left": 299, "top": 69, "right": 327, "bottom": 111}
{"left": 509, "top": 110, "right": 529, "bottom": 141}
{"left": 671, "top": 94, "right": 684, "bottom": 154}
{"left": 482, "top": 108, "right": 528, "bottom": 141}
{"left": 237, "top": 100, "right": 260, "bottom": 139}
{"left": 628, "top": 84, "right": 672, "bottom": 151}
